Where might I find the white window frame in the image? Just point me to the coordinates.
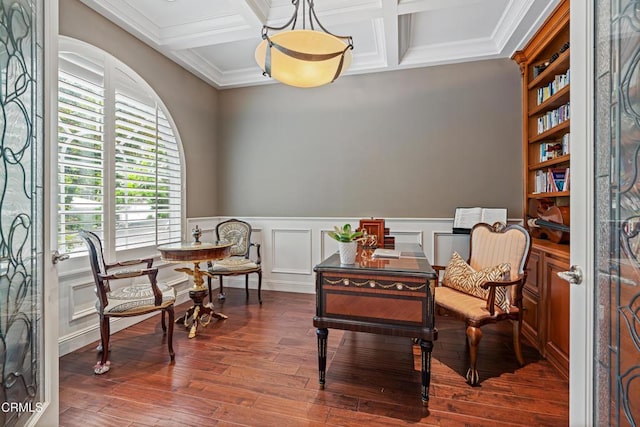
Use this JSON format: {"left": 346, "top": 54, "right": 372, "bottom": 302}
{"left": 57, "top": 37, "right": 186, "bottom": 261}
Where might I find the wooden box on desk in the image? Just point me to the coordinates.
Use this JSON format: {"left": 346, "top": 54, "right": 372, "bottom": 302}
{"left": 358, "top": 218, "right": 385, "bottom": 247}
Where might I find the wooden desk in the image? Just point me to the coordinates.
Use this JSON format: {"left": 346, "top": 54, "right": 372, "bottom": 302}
{"left": 158, "top": 241, "right": 232, "bottom": 338}
{"left": 313, "top": 243, "right": 438, "bottom": 405}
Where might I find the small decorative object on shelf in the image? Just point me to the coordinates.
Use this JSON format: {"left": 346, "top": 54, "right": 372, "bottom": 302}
{"left": 192, "top": 225, "right": 202, "bottom": 244}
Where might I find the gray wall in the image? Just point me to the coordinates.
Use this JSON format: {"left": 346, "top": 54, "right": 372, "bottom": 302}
{"left": 218, "top": 59, "right": 523, "bottom": 218}
{"left": 59, "top": 0, "right": 219, "bottom": 218}
{"left": 59, "top": 0, "right": 524, "bottom": 220}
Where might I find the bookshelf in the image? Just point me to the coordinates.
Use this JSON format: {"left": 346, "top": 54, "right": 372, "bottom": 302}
{"left": 512, "top": 0, "right": 570, "bottom": 379}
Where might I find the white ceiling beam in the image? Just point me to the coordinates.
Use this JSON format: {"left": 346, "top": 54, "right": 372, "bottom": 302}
{"left": 159, "top": 15, "right": 254, "bottom": 50}
{"left": 397, "top": 0, "right": 484, "bottom": 16}
{"left": 239, "top": 0, "right": 269, "bottom": 27}
{"left": 77, "top": 0, "right": 556, "bottom": 89}
{"left": 381, "top": 1, "right": 399, "bottom": 67}
{"left": 498, "top": 0, "right": 561, "bottom": 56}
{"left": 265, "top": 0, "right": 382, "bottom": 27}
{"left": 80, "top": 0, "right": 161, "bottom": 44}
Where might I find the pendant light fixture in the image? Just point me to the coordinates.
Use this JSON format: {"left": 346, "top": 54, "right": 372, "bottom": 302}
{"left": 255, "top": 0, "right": 354, "bottom": 88}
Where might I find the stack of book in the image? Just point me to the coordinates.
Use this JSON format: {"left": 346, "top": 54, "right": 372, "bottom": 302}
{"left": 539, "top": 133, "right": 570, "bottom": 162}
{"left": 536, "top": 69, "right": 570, "bottom": 105}
{"left": 534, "top": 167, "right": 570, "bottom": 193}
{"left": 537, "top": 102, "right": 570, "bottom": 134}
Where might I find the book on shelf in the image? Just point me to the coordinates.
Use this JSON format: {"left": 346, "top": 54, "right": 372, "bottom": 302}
{"left": 534, "top": 167, "right": 569, "bottom": 193}
{"left": 536, "top": 71, "right": 571, "bottom": 105}
{"left": 537, "top": 102, "right": 570, "bottom": 134}
{"left": 453, "top": 207, "right": 507, "bottom": 234}
{"left": 540, "top": 141, "right": 563, "bottom": 162}
{"left": 372, "top": 248, "right": 401, "bottom": 258}
{"left": 550, "top": 168, "right": 566, "bottom": 192}
{"left": 562, "top": 133, "right": 570, "bottom": 154}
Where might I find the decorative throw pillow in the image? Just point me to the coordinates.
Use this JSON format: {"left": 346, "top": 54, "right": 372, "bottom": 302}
{"left": 443, "top": 252, "right": 512, "bottom": 312}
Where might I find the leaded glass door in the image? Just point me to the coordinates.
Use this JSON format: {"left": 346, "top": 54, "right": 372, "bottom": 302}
{"left": 591, "top": 0, "right": 640, "bottom": 425}
{"left": 0, "top": 0, "right": 57, "bottom": 425}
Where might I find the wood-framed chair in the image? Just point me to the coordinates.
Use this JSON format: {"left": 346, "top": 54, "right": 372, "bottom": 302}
{"left": 206, "top": 219, "right": 262, "bottom": 304}
{"left": 78, "top": 229, "right": 176, "bottom": 374}
{"left": 433, "top": 222, "right": 531, "bottom": 385}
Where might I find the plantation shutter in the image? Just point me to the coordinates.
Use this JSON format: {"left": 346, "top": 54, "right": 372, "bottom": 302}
{"left": 57, "top": 67, "right": 105, "bottom": 254}
{"left": 114, "top": 92, "right": 181, "bottom": 250}
{"left": 57, "top": 47, "right": 182, "bottom": 256}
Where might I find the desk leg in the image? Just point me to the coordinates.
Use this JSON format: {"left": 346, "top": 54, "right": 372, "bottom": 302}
{"left": 316, "top": 328, "right": 328, "bottom": 388}
{"left": 420, "top": 339, "right": 433, "bottom": 406}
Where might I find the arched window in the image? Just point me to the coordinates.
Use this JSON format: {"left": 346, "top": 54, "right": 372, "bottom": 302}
{"left": 57, "top": 38, "right": 184, "bottom": 255}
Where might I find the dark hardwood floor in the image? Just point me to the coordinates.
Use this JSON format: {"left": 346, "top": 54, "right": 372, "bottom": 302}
{"left": 59, "top": 289, "right": 569, "bottom": 426}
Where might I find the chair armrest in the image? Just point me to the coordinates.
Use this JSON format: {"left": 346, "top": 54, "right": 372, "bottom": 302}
{"left": 100, "top": 267, "right": 158, "bottom": 280}
{"left": 251, "top": 242, "right": 261, "bottom": 265}
{"left": 107, "top": 257, "right": 154, "bottom": 270}
{"left": 480, "top": 275, "right": 524, "bottom": 290}
{"left": 481, "top": 272, "right": 527, "bottom": 316}
{"left": 432, "top": 265, "right": 446, "bottom": 285}
{"left": 99, "top": 267, "right": 162, "bottom": 305}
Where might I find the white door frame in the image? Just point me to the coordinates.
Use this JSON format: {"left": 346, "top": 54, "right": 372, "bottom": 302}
{"left": 31, "top": 0, "right": 60, "bottom": 425}
{"left": 569, "top": 2, "right": 594, "bottom": 426}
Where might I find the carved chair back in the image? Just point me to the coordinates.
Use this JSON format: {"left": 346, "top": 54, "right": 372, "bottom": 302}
{"left": 216, "top": 219, "right": 252, "bottom": 258}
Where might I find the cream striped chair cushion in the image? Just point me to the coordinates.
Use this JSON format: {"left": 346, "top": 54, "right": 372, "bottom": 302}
{"left": 100, "top": 283, "right": 176, "bottom": 315}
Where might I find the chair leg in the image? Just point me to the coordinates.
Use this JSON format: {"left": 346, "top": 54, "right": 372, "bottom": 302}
{"left": 513, "top": 319, "right": 525, "bottom": 366}
{"left": 465, "top": 325, "right": 482, "bottom": 385}
{"left": 218, "top": 276, "right": 226, "bottom": 301}
{"left": 161, "top": 310, "right": 167, "bottom": 332}
{"left": 167, "top": 306, "right": 175, "bottom": 361}
{"left": 208, "top": 275, "right": 214, "bottom": 304}
{"left": 257, "top": 270, "right": 262, "bottom": 304}
{"left": 245, "top": 274, "right": 249, "bottom": 301}
{"left": 95, "top": 315, "right": 111, "bottom": 374}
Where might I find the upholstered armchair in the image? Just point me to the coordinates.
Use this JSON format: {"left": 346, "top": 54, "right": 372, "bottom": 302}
{"left": 206, "top": 219, "right": 262, "bottom": 304}
{"left": 79, "top": 230, "right": 176, "bottom": 374}
{"left": 434, "top": 222, "right": 531, "bottom": 385}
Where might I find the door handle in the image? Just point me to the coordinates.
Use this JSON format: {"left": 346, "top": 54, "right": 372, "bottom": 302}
{"left": 51, "top": 250, "right": 70, "bottom": 264}
{"left": 557, "top": 265, "right": 583, "bottom": 284}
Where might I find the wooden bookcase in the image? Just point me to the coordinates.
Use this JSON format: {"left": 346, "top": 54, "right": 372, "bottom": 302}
{"left": 512, "top": 0, "right": 570, "bottom": 379}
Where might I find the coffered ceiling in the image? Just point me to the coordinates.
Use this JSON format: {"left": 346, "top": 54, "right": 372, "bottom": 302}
{"left": 78, "top": 0, "right": 560, "bottom": 89}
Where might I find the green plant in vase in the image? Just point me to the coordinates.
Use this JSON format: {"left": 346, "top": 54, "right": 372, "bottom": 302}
{"left": 328, "top": 224, "right": 363, "bottom": 264}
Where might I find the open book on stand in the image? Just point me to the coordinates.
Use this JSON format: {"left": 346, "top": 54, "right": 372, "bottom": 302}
{"left": 453, "top": 207, "right": 507, "bottom": 234}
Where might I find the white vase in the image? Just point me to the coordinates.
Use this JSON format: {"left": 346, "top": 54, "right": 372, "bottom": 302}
{"left": 338, "top": 241, "right": 357, "bottom": 264}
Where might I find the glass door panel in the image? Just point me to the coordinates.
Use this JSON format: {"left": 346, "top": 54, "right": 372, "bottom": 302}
{"left": 0, "top": 0, "right": 47, "bottom": 425}
{"left": 594, "top": 0, "right": 640, "bottom": 425}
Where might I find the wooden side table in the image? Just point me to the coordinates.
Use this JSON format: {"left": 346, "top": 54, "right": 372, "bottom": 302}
{"left": 158, "top": 241, "right": 232, "bottom": 338}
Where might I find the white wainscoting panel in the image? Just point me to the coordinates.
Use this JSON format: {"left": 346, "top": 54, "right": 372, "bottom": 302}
{"left": 70, "top": 280, "right": 98, "bottom": 321}
{"left": 320, "top": 229, "right": 339, "bottom": 261}
{"left": 58, "top": 216, "right": 522, "bottom": 356}
{"left": 432, "top": 232, "right": 471, "bottom": 266}
{"left": 389, "top": 230, "right": 424, "bottom": 246}
{"left": 271, "top": 228, "right": 313, "bottom": 275}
